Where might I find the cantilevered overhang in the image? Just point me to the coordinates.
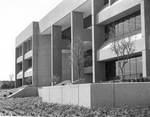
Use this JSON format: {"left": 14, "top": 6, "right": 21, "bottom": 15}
{"left": 97, "top": 33, "right": 143, "bottom": 61}
{"left": 16, "top": 22, "right": 38, "bottom": 47}
{"left": 39, "top": 0, "right": 91, "bottom": 35}
{"left": 96, "top": 0, "right": 141, "bottom": 25}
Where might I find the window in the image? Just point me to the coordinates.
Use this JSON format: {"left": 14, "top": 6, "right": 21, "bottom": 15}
{"left": 118, "top": 22, "right": 124, "bottom": 36}
{"left": 111, "top": 0, "right": 119, "bottom": 5}
{"left": 18, "top": 63, "right": 22, "bottom": 71}
{"left": 116, "top": 56, "right": 142, "bottom": 79}
{"left": 124, "top": 60, "right": 130, "bottom": 76}
{"left": 136, "top": 15, "right": 141, "bottom": 30}
{"left": 83, "top": 15, "right": 92, "bottom": 29}
{"left": 84, "top": 49, "right": 92, "bottom": 67}
{"left": 129, "top": 17, "right": 136, "bottom": 32}
{"left": 62, "top": 27, "right": 71, "bottom": 40}
{"left": 105, "top": 11, "right": 141, "bottom": 41}
{"left": 26, "top": 38, "right": 32, "bottom": 52}
{"left": 18, "top": 45, "right": 22, "bottom": 57}
{"left": 124, "top": 19, "right": 130, "bottom": 34}
{"left": 28, "top": 59, "right": 32, "bottom": 68}
{"left": 136, "top": 57, "right": 142, "bottom": 76}
{"left": 104, "top": 0, "right": 109, "bottom": 5}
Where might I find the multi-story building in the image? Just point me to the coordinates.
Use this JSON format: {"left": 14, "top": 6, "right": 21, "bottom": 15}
{"left": 15, "top": 0, "right": 150, "bottom": 87}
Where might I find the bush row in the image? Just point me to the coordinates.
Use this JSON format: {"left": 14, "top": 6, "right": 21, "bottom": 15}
{"left": 122, "top": 77, "right": 150, "bottom": 82}
{"left": 0, "top": 97, "right": 150, "bottom": 116}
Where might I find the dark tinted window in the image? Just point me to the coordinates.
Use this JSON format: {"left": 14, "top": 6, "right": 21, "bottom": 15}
{"left": 83, "top": 15, "right": 92, "bottom": 28}
{"left": 28, "top": 59, "right": 32, "bottom": 68}
{"left": 116, "top": 56, "right": 142, "bottom": 78}
{"left": 104, "top": 0, "right": 109, "bottom": 5}
{"left": 105, "top": 11, "right": 141, "bottom": 40}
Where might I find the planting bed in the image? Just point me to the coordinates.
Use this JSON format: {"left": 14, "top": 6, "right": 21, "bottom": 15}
{"left": 0, "top": 97, "right": 150, "bottom": 116}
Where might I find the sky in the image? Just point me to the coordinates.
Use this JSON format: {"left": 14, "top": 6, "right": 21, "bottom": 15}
{"left": 0, "top": 0, "right": 63, "bottom": 81}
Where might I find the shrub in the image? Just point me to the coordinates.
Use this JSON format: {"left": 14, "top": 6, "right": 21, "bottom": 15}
{"left": 1, "top": 83, "right": 10, "bottom": 89}
{"left": 26, "top": 77, "right": 32, "bottom": 85}
{"left": 1, "top": 97, "right": 150, "bottom": 116}
{"left": 3, "top": 95, "right": 7, "bottom": 97}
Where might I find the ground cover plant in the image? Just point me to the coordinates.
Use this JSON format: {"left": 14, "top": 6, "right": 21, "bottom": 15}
{"left": 0, "top": 88, "right": 19, "bottom": 98}
{"left": 0, "top": 97, "right": 150, "bottom": 116}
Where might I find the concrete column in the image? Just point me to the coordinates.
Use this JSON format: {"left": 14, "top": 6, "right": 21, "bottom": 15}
{"left": 38, "top": 35, "right": 51, "bottom": 87}
{"left": 32, "top": 22, "right": 39, "bottom": 87}
{"left": 92, "top": 0, "right": 105, "bottom": 83}
{"left": 15, "top": 48, "right": 18, "bottom": 88}
{"left": 51, "top": 25, "right": 62, "bottom": 84}
{"left": 22, "top": 42, "right": 29, "bottom": 85}
{"left": 71, "top": 11, "right": 84, "bottom": 83}
{"left": 141, "top": 0, "right": 150, "bottom": 77}
{"left": 22, "top": 42, "right": 25, "bottom": 85}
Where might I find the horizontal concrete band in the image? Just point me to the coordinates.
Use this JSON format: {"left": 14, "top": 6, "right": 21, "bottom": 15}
{"left": 39, "top": 83, "right": 150, "bottom": 108}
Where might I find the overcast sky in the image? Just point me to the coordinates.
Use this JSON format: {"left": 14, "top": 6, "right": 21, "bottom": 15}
{"left": 0, "top": 0, "right": 63, "bottom": 81}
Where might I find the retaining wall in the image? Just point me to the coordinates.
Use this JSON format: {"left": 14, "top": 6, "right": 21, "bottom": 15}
{"left": 38, "top": 83, "right": 150, "bottom": 108}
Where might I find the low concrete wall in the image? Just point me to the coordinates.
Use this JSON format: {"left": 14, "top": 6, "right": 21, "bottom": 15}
{"left": 39, "top": 83, "right": 150, "bottom": 108}
{"left": 114, "top": 82, "right": 150, "bottom": 107}
{"left": 91, "top": 83, "right": 114, "bottom": 107}
{"left": 39, "top": 84, "right": 91, "bottom": 107}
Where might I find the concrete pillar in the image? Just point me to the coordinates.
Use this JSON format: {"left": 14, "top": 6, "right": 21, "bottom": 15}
{"left": 92, "top": 0, "right": 105, "bottom": 83}
{"left": 32, "top": 22, "right": 39, "bottom": 87}
{"left": 15, "top": 48, "right": 18, "bottom": 88}
{"left": 71, "top": 11, "right": 84, "bottom": 83}
{"left": 22, "top": 42, "right": 29, "bottom": 85}
{"left": 22, "top": 42, "right": 25, "bottom": 85}
{"left": 141, "top": 0, "right": 150, "bottom": 77}
{"left": 38, "top": 35, "right": 51, "bottom": 87}
{"left": 51, "top": 25, "right": 62, "bottom": 84}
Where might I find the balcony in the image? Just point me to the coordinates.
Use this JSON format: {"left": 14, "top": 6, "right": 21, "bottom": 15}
{"left": 25, "top": 67, "right": 32, "bottom": 77}
{"left": 17, "top": 71, "right": 23, "bottom": 79}
{"left": 25, "top": 50, "right": 32, "bottom": 60}
{"left": 96, "top": 0, "right": 141, "bottom": 25}
{"left": 97, "top": 33, "right": 142, "bottom": 61}
{"left": 17, "top": 56, "right": 23, "bottom": 63}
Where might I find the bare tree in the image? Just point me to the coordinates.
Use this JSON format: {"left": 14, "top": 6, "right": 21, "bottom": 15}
{"left": 69, "top": 37, "right": 84, "bottom": 83}
{"left": 9, "top": 74, "right": 14, "bottom": 81}
{"left": 107, "top": 24, "right": 135, "bottom": 81}
{"left": 50, "top": 75, "right": 59, "bottom": 86}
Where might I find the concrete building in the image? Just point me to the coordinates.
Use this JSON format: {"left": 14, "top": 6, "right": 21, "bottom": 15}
{"left": 15, "top": 0, "right": 150, "bottom": 87}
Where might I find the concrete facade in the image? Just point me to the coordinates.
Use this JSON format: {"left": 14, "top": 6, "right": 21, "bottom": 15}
{"left": 15, "top": 0, "right": 150, "bottom": 87}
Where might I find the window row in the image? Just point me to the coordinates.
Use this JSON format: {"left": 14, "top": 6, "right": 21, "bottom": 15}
{"left": 17, "top": 39, "right": 32, "bottom": 57}
{"left": 105, "top": 11, "right": 141, "bottom": 40}
{"left": 17, "top": 59, "right": 32, "bottom": 73}
{"left": 116, "top": 56, "right": 142, "bottom": 79}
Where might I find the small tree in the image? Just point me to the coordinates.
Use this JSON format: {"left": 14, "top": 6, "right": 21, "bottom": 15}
{"left": 26, "top": 77, "right": 32, "bottom": 85}
{"left": 9, "top": 74, "right": 14, "bottom": 88}
{"left": 107, "top": 24, "right": 135, "bottom": 81}
{"left": 50, "top": 75, "right": 59, "bottom": 86}
{"left": 69, "top": 37, "right": 84, "bottom": 83}
{"left": 9, "top": 74, "right": 14, "bottom": 81}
